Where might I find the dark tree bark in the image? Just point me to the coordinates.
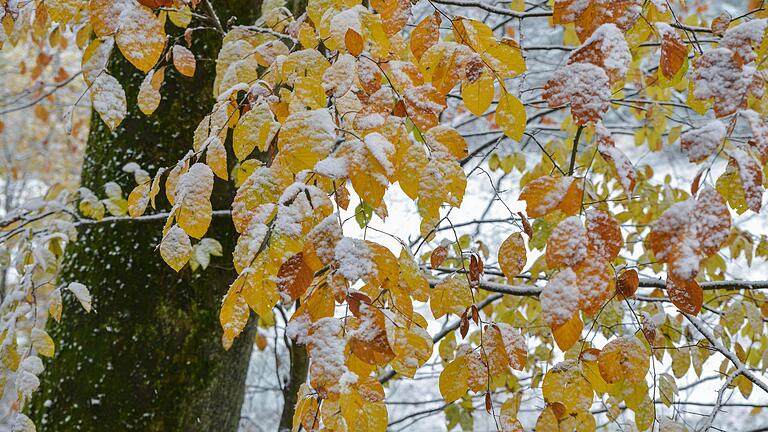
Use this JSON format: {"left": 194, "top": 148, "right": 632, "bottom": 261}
{"left": 30, "top": 2, "right": 262, "bottom": 431}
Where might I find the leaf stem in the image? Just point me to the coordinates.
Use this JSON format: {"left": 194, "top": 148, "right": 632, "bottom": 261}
{"left": 568, "top": 125, "right": 585, "bottom": 176}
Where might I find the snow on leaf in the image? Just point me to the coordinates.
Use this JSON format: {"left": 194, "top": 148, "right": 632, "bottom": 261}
{"left": 725, "top": 147, "right": 763, "bottom": 212}
{"left": 518, "top": 175, "right": 582, "bottom": 218}
{"left": 307, "top": 318, "right": 349, "bottom": 395}
{"left": 82, "top": 37, "right": 114, "bottom": 85}
{"left": 175, "top": 163, "right": 214, "bottom": 239}
{"left": 596, "top": 123, "right": 636, "bottom": 195}
{"left": 568, "top": 23, "right": 631, "bottom": 84}
{"left": 541, "top": 268, "right": 580, "bottom": 328}
{"left": 91, "top": 74, "right": 127, "bottom": 130}
{"left": 542, "top": 360, "right": 593, "bottom": 412}
{"left": 276, "top": 109, "right": 337, "bottom": 173}
{"left": 498, "top": 232, "right": 527, "bottom": 279}
{"left": 692, "top": 48, "right": 760, "bottom": 118}
{"left": 656, "top": 23, "right": 688, "bottom": 80}
{"left": 127, "top": 182, "right": 150, "bottom": 217}
{"left": 546, "top": 216, "right": 588, "bottom": 268}
{"left": 410, "top": 11, "right": 440, "bottom": 62}
{"left": 233, "top": 103, "right": 279, "bottom": 161}
{"left": 741, "top": 109, "right": 768, "bottom": 163}
{"left": 114, "top": 2, "right": 166, "bottom": 73}
{"left": 680, "top": 120, "right": 726, "bottom": 163}
{"left": 430, "top": 276, "right": 472, "bottom": 319}
{"left": 720, "top": 18, "right": 767, "bottom": 64}
{"left": 403, "top": 84, "right": 446, "bottom": 130}
{"left": 543, "top": 62, "right": 611, "bottom": 125}
{"left": 206, "top": 135, "right": 228, "bottom": 180}
{"left": 172, "top": 45, "right": 196, "bottom": 77}
{"left": 137, "top": 69, "right": 162, "bottom": 116}
{"left": 31, "top": 328, "right": 54, "bottom": 358}
{"left": 553, "top": 0, "right": 641, "bottom": 41}
{"left": 598, "top": 336, "right": 649, "bottom": 384}
{"left": 667, "top": 275, "right": 703, "bottom": 315}
{"left": 585, "top": 209, "right": 623, "bottom": 262}
{"left": 160, "top": 224, "right": 192, "bottom": 272}
{"left": 220, "top": 280, "right": 250, "bottom": 350}
{"left": 67, "top": 282, "right": 92, "bottom": 313}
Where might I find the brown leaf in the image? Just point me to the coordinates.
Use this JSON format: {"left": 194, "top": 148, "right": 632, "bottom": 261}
{"left": 460, "top": 312, "right": 470, "bottom": 338}
{"left": 485, "top": 392, "right": 493, "bottom": 413}
{"left": 616, "top": 269, "right": 639, "bottom": 298}
{"left": 711, "top": 12, "right": 731, "bottom": 37}
{"left": 430, "top": 244, "right": 449, "bottom": 269}
{"left": 518, "top": 211, "right": 533, "bottom": 238}
{"left": 277, "top": 252, "right": 314, "bottom": 302}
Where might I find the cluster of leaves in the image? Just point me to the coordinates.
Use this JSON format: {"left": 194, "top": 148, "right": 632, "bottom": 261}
{"left": 3, "top": 0, "right": 768, "bottom": 430}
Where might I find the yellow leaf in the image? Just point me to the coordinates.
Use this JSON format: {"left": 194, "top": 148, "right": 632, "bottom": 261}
{"left": 461, "top": 72, "right": 494, "bottom": 117}
{"left": 439, "top": 355, "right": 469, "bottom": 403}
{"left": 518, "top": 175, "right": 582, "bottom": 218}
{"left": 598, "top": 336, "right": 649, "bottom": 384}
{"left": 542, "top": 360, "right": 593, "bottom": 412}
{"left": 175, "top": 163, "right": 214, "bottom": 239}
{"left": 340, "top": 384, "right": 388, "bottom": 432}
{"left": 483, "top": 40, "right": 526, "bottom": 79}
{"left": 172, "top": 45, "right": 196, "bottom": 77}
{"left": 496, "top": 90, "right": 526, "bottom": 141}
{"left": 220, "top": 282, "right": 250, "bottom": 350}
{"left": 430, "top": 276, "right": 472, "bottom": 319}
{"left": 233, "top": 103, "right": 279, "bottom": 160}
{"left": 31, "top": 328, "right": 55, "bottom": 358}
{"left": 160, "top": 225, "right": 192, "bottom": 272}
{"left": 89, "top": 0, "right": 121, "bottom": 36}
{"left": 49, "top": 289, "right": 62, "bottom": 322}
{"left": 276, "top": 109, "right": 336, "bottom": 173}
{"left": 138, "top": 70, "right": 161, "bottom": 115}
{"left": 206, "top": 137, "right": 228, "bottom": 180}
{"left": 47, "top": 0, "right": 83, "bottom": 23}
{"left": 552, "top": 312, "right": 583, "bottom": 351}
{"left": 498, "top": 232, "right": 526, "bottom": 279}
{"left": 115, "top": 4, "right": 166, "bottom": 73}
{"left": 424, "top": 125, "right": 467, "bottom": 160}
{"left": 82, "top": 36, "right": 113, "bottom": 85}
{"left": 410, "top": 11, "right": 440, "bottom": 61}
{"left": 127, "top": 182, "right": 151, "bottom": 217}
{"left": 168, "top": 5, "right": 192, "bottom": 28}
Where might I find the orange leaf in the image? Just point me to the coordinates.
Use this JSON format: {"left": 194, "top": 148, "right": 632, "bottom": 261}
{"left": 345, "top": 28, "right": 364, "bottom": 56}
{"left": 667, "top": 276, "right": 703, "bottom": 315}
{"left": 410, "top": 12, "right": 440, "bottom": 61}
{"left": 546, "top": 216, "right": 587, "bottom": 268}
{"left": 658, "top": 25, "right": 687, "bottom": 80}
{"left": 585, "top": 209, "right": 623, "bottom": 262}
{"left": 518, "top": 175, "right": 582, "bottom": 218}
{"left": 277, "top": 252, "right": 315, "bottom": 303}
{"left": 499, "top": 232, "right": 527, "bottom": 279}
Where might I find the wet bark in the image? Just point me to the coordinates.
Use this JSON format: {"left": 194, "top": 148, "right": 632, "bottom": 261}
{"left": 30, "top": 2, "right": 262, "bottom": 431}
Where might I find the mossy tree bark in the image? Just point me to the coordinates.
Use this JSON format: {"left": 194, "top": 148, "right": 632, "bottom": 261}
{"left": 30, "top": 2, "right": 262, "bottom": 430}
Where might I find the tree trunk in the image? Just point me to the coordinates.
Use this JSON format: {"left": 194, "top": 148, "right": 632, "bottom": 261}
{"left": 31, "top": 2, "right": 261, "bottom": 430}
